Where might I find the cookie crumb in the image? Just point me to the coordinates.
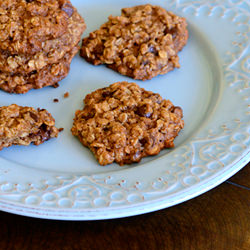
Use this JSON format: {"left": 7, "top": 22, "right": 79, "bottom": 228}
{"left": 59, "top": 128, "right": 64, "bottom": 132}
{"left": 64, "top": 92, "right": 69, "bottom": 98}
{"left": 53, "top": 98, "right": 59, "bottom": 103}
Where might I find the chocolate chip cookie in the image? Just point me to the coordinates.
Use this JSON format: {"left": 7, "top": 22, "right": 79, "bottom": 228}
{"left": 71, "top": 81, "right": 184, "bottom": 166}
{"left": 80, "top": 4, "right": 188, "bottom": 80}
{"left": 0, "top": 104, "right": 59, "bottom": 150}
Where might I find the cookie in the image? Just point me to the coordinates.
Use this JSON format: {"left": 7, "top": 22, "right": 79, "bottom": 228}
{"left": 0, "top": 104, "right": 58, "bottom": 150}
{"left": 71, "top": 82, "right": 184, "bottom": 166}
{"left": 0, "top": 0, "right": 74, "bottom": 55}
{"left": 0, "top": 8, "right": 85, "bottom": 74}
{"left": 80, "top": 4, "right": 188, "bottom": 80}
{"left": 0, "top": 46, "right": 78, "bottom": 94}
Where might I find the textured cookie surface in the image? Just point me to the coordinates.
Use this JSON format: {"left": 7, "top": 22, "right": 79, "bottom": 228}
{"left": 0, "top": 104, "right": 59, "bottom": 150}
{"left": 72, "top": 82, "right": 184, "bottom": 166}
{"left": 80, "top": 4, "right": 188, "bottom": 80}
{"left": 0, "top": 46, "right": 78, "bottom": 94}
{"left": 0, "top": 9, "right": 85, "bottom": 74}
{"left": 0, "top": 0, "right": 74, "bottom": 55}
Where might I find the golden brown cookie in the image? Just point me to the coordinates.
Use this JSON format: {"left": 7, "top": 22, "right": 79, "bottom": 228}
{"left": 0, "top": 46, "right": 78, "bottom": 94}
{"left": 0, "top": 0, "right": 74, "bottom": 55}
{"left": 0, "top": 8, "right": 85, "bottom": 74}
{"left": 72, "top": 81, "right": 184, "bottom": 166}
{"left": 0, "top": 104, "right": 59, "bottom": 150}
{"left": 80, "top": 4, "right": 188, "bottom": 80}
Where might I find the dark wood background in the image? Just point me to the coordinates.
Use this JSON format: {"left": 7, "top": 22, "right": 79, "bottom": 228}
{"left": 0, "top": 163, "right": 249, "bottom": 250}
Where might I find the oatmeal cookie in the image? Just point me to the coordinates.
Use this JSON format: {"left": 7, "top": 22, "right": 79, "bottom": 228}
{"left": 0, "top": 8, "right": 85, "bottom": 74}
{"left": 0, "top": 46, "right": 78, "bottom": 94}
{"left": 0, "top": 104, "right": 58, "bottom": 150}
{"left": 80, "top": 4, "right": 188, "bottom": 80}
{"left": 72, "top": 82, "right": 184, "bottom": 166}
{"left": 0, "top": 0, "right": 75, "bottom": 55}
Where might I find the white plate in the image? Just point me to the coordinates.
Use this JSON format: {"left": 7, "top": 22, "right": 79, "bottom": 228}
{"left": 0, "top": 0, "right": 249, "bottom": 220}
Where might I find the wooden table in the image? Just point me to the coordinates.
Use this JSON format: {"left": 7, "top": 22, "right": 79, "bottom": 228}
{"left": 0, "top": 163, "right": 249, "bottom": 250}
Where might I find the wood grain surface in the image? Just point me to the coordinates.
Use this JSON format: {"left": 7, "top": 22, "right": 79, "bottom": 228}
{"left": 0, "top": 164, "right": 249, "bottom": 250}
{"left": 227, "top": 164, "right": 250, "bottom": 189}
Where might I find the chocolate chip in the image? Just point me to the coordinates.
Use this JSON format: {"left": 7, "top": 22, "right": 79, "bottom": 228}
{"left": 29, "top": 112, "right": 38, "bottom": 122}
{"left": 102, "top": 91, "right": 111, "bottom": 98}
{"left": 139, "top": 138, "right": 147, "bottom": 146}
{"left": 39, "top": 124, "right": 51, "bottom": 142}
{"left": 84, "top": 110, "right": 95, "bottom": 119}
{"left": 30, "top": 70, "right": 37, "bottom": 75}
{"left": 136, "top": 104, "right": 152, "bottom": 118}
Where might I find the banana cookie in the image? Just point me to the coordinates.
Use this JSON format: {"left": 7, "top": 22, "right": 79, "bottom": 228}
{"left": 0, "top": 0, "right": 86, "bottom": 94}
{"left": 0, "top": 0, "right": 72, "bottom": 54}
{"left": 72, "top": 82, "right": 184, "bottom": 166}
{"left": 80, "top": 4, "right": 188, "bottom": 80}
{"left": 0, "top": 9, "right": 85, "bottom": 74}
{"left": 0, "top": 46, "right": 78, "bottom": 94}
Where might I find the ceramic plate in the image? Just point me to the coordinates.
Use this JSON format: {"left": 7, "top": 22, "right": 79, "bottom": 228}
{"left": 0, "top": 0, "right": 249, "bottom": 220}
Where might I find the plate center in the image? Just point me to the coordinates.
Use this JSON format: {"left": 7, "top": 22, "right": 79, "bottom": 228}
{"left": 0, "top": 20, "right": 222, "bottom": 175}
